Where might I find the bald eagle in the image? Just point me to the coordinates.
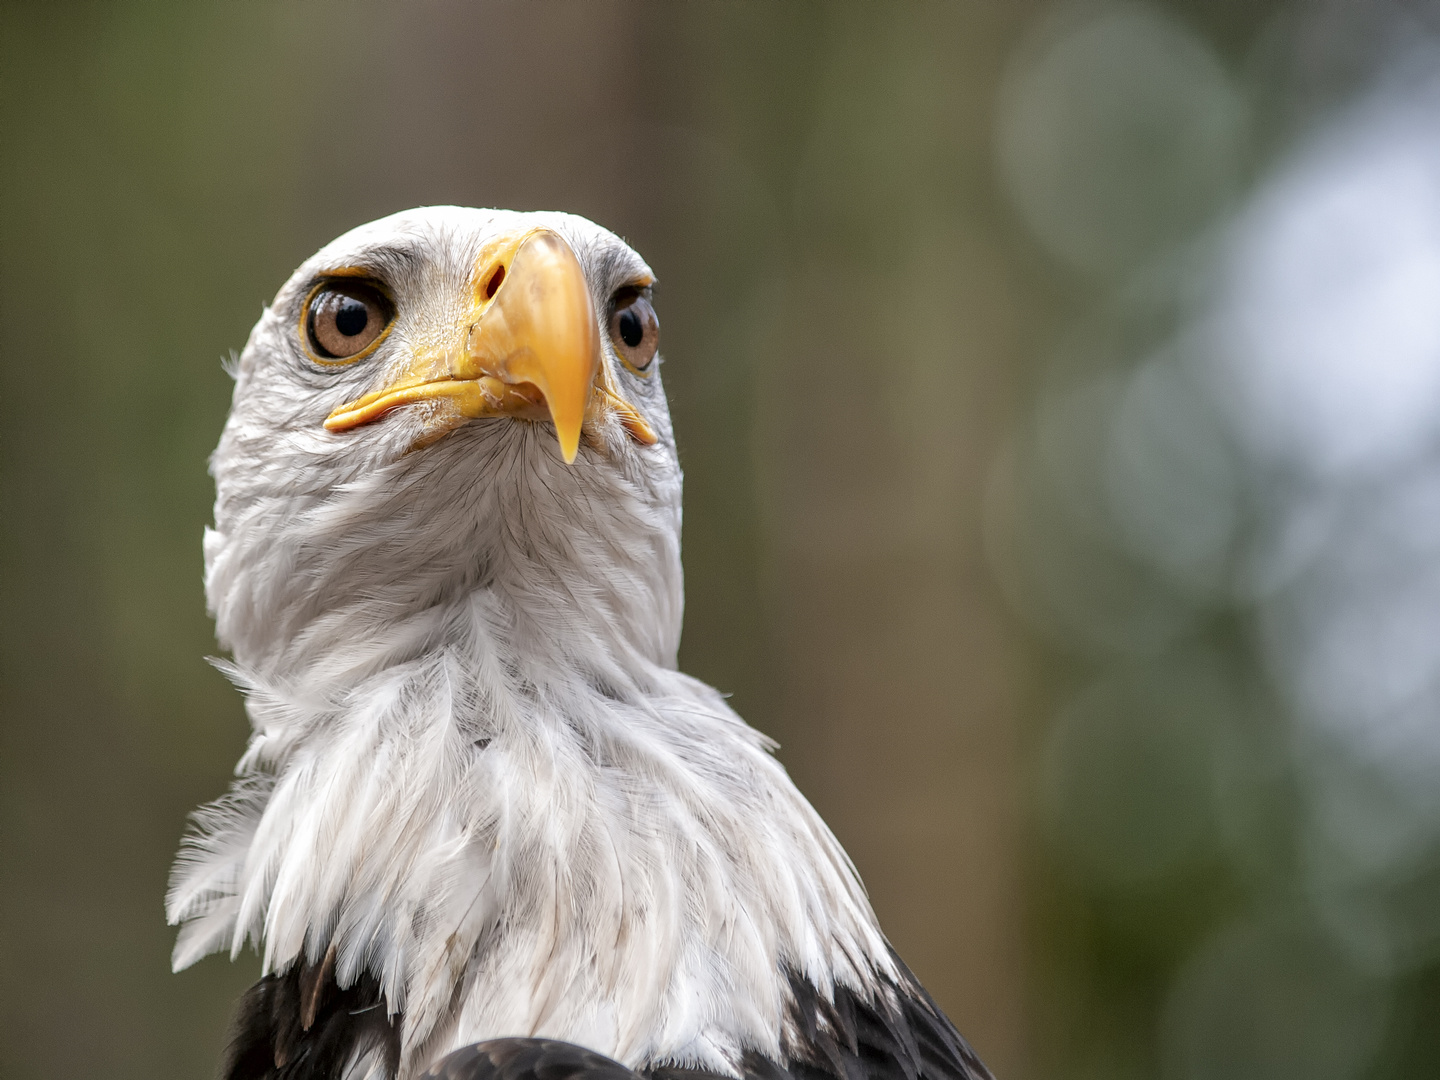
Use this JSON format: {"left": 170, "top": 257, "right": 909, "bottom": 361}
{"left": 167, "top": 208, "right": 994, "bottom": 1080}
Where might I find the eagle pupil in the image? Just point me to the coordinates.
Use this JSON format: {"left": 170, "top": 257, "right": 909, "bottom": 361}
{"left": 618, "top": 307, "right": 643, "bottom": 348}
{"left": 336, "top": 297, "right": 369, "bottom": 337}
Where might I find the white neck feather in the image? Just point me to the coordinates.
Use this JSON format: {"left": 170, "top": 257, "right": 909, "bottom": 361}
{"left": 169, "top": 418, "right": 895, "bottom": 1077}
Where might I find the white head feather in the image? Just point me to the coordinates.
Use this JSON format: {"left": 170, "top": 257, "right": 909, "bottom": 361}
{"left": 167, "top": 207, "right": 896, "bottom": 1077}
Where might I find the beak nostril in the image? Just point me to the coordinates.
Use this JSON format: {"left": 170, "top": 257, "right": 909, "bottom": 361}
{"left": 485, "top": 265, "right": 505, "bottom": 299}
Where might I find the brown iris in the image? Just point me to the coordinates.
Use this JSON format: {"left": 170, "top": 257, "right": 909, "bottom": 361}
{"left": 305, "top": 281, "right": 393, "bottom": 362}
{"left": 608, "top": 289, "right": 659, "bottom": 373}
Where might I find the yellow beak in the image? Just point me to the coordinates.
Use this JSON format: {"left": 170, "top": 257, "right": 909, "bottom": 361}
{"left": 324, "top": 228, "right": 600, "bottom": 463}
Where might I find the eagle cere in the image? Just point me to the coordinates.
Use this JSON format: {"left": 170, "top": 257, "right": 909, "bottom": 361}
{"left": 167, "top": 207, "right": 994, "bottom": 1080}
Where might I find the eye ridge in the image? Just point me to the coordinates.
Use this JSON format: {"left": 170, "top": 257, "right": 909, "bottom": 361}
{"left": 303, "top": 279, "right": 395, "bottom": 364}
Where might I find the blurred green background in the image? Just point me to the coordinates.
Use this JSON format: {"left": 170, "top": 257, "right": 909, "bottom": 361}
{"left": 5, "top": 2, "right": 1440, "bottom": 1079}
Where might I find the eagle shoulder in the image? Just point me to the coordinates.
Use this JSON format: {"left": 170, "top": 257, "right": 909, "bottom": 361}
{"left": 218, "top": 953, "right": 992, "bottom": 1080}
{"left": 419, "top": 955, "right": 993, "bottom": 1080}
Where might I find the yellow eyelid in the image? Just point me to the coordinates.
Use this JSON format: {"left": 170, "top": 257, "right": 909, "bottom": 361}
{"left": 298, "top": 277, "right": 396, "bottom": 367}
{"left": 617, "top": 349, "right": 657, "bottom": 378}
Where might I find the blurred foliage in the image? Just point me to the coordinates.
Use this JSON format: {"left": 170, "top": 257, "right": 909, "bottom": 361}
{"left": 990, "top": 3, "right": 1440, "bottom": 1079}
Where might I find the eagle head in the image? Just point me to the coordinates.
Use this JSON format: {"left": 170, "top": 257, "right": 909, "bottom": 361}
{"left": 205, "top": 207, "right": 683, "bottom": 687}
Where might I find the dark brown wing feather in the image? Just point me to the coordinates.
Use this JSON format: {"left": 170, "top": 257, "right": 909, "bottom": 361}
{"left": 422, "top": 1039, "right": 647, "bottom": 1080}
{"left": 221, "top": 954, "right": 398, "bottom": 1080}
{"left": 756, "top": 954, "right": 995, "bottom": 1080}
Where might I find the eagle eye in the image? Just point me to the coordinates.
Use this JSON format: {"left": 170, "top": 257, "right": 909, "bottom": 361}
{"left": 608, "top": 289, "right": 659, "bottom": 374}
{"left": 304, "top": 281, "right": 394, "bottom": 363}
